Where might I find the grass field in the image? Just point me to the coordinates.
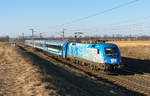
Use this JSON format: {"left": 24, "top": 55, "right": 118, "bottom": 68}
{"left": 108, "top": 41, "right": 150, "bottom": 73}
{"left": 108, "top": 41, "right": 150, "bottom": 47}
{"left": 0, "top": 42, "right": 8, "bottom": 45}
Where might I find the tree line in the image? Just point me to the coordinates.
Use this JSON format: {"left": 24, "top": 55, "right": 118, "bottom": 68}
{"left": 9, "top": 34, "right": 150, "bottom": 42}
{"left": 0, "top": 36, "right": 9, "bottom": 42}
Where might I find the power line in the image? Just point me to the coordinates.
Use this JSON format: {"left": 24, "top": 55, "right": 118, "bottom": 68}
{"left": 75, "top": 15, "right": 150, "bottom": 33}
{"left": 57, "top": 0, "right": 140, "bottom": 27}
{"left": 111, "top": 18, "right": 150, "bottom": 29}
{"left": 61, "top": 28, "right": 66, "bottom": 40}
{"left": 111, "top": 15, "right": 150, "bottom": 26}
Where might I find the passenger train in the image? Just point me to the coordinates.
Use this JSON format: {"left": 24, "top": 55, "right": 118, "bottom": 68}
{"left": 25, "top": 40, "right": 123, "bottom": 72}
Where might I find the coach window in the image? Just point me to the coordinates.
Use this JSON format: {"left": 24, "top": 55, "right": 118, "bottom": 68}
{"left": 72, "top": 43, "right": 76, "bottom": 45}
{"left": 97, "top": 49, "right": 100, "bottom": 54}
{"left": 46, "top": 44, "right": 62, "bottom": 50}
{"left": 92, "top": 45, "right": 95, "bottom": 47}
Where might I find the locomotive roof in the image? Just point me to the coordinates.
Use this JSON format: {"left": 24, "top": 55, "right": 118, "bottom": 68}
{"left": 74, "top": 42, "right": 118, "bottom": 48}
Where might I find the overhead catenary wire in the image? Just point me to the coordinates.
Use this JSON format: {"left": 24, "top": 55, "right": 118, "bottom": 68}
{"left": 79, "top": 15, "right": 150, "bottom": 31}
{"left": 65, "top": 15, "right": 150, "bottom": 37}
{"left": 110, "top": 15, "right": 150, "bottom": 26}
{"left": 56, "top": 0, "right": 140, "bottom": 27}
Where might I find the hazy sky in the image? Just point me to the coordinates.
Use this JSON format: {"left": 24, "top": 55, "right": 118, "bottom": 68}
{"left": 0, "top": 0, "right": 149, "bottom": 37}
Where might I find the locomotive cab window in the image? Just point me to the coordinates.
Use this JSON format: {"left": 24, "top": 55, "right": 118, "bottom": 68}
{"left": 105, "top": 47, "right": 118, "bottom": 57}
{"left": 35, "top": 43, "right": 43, "bottom": 47}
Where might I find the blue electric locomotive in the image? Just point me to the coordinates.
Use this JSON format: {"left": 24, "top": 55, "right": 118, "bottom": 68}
{"left": 25, "top": 40, "right": 123, "bottom": 71}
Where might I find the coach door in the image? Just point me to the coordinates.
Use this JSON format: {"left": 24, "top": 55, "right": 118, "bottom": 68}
{"left": 62, "top": 42, "right": 71, "bottom": 58}
{"left": 62, "top": 45, "right": 66, "bottom": 58}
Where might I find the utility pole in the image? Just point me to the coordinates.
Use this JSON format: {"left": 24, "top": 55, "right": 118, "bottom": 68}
{"left": 74, "top": 32, "right": 77, "bottom": 39}
{"left": 40, "top": 33, "right": 42, "bottom": 39}
{"left": 22, "top": 33, "right": 24, "bottom": 40}
{"left": 112, "top": 34, "right": 115, "bottom": 40}
{"left": 74, "top": 32, "right": 83, "bottom": 38}
{"left": 61, "top": 28, "right": 66, "bottom": 40}
{"left": 29, "top": 29, "right": 35, "bottom": 47}
{"left": 22, "top": 33, "right": 24, "bottom": 43}
{"left": 74, "top": 32, "right": 83, "bottom": 41}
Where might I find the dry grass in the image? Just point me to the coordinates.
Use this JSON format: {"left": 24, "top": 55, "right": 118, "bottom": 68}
{"left": 119, "top": 46, "right": 150, "bottom": 73}
{"left": 0, "top": 46, "right": 55, "bottom": 96}
{"left": 108, "top": 41, "right": 150, "bottom": 47}
{"left": 0, "top": 45, "right": 100, "bottom": 96}
{"left": 0, "top": 42, "right": 8, "bottom": 45}
{"left": 108, "top": 41, "right": 150, "bottom": 73}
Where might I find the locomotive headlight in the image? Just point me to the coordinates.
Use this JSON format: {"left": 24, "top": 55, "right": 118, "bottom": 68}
{"left": 104, "top": 59, "right": 107, "bottom": 63}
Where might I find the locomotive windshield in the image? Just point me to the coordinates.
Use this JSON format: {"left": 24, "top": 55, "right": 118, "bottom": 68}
{"left": 105, "top": 47, "right": 118, "bottom": 57}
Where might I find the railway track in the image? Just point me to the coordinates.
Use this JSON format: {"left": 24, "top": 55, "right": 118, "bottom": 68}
{"left": 142, "top": 74, "right": 150, "bottom": 79}
{"left": 121, "top": 69, "right": 150, "bottom": 84}
{"left": 92, "top": 69, "right": 150, "bottom": 95}
{"left": 19, "top": 45, "right": 150, "bottom": 95}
